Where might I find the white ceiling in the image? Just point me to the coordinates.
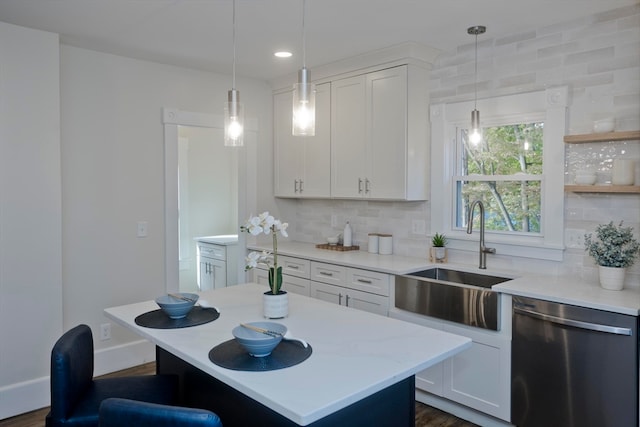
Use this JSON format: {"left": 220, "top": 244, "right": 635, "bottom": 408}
{"left": 0, "top": 0, "right": 635, "bottom": 81}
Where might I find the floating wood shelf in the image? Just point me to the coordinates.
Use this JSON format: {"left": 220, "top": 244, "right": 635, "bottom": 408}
{"left": 564, "top": 185, "right": 640, "bottom": 194}
{"left": 563, "top": 130, "right": 640, "bottom": 144}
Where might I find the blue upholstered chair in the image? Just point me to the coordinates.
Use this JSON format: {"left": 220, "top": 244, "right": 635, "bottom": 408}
{"left": 99, "top": 398, "right": 223, "bottom": 427}
{"left": 45, "top": 324, "right": 178, "bottom": 427}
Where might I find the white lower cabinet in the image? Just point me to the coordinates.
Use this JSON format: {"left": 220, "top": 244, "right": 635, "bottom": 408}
{"left": 391, "top": 308, "right": 510, "bottom": 422}
{"left": 197, "top": 241, "right": 237, "bottom": 290}
{"left": 254, "top": 268, "right": 310, "bottom": 297}
{"left": 253, "top": 255, "right": 311, "bottom": 297}
{"left": 310, "top": 281, "right": 388, "bottom": 316}
{"left": 310, "top": 262, "right": 389, "bottom": 316}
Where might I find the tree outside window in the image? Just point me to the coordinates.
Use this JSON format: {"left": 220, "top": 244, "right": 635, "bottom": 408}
{"left": 455, "top": 122, "right": 544, "bottom": 235}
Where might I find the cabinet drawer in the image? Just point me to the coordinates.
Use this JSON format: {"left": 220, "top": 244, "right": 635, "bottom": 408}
{"left": 198, "top": 243, "right": 226, "bottom": 261}
{"left": 310, "top": 262, "right": 347, "bottom": 286}
{"left": 279, "top": 255, "right": 311, "bottom": 279}
{"left": 346, "top": 268, "right": 390, "bottom": 296}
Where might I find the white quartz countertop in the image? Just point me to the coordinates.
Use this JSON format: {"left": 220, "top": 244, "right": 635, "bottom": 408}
{"left": 105, "top": 283, "right": 471, "bottom": 426}
{"left": 494, "top": 275, "right": 640, "bottom": 316}
{"left": 196, "top": 234, "right": 238, "bottom": 245}
{"left": 249, "top": 241, "right": 640, "bottom": 316}
{"left": 248, "top": 241, "right": 434, "bottom": 275}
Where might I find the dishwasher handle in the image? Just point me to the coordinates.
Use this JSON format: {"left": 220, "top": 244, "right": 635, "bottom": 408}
{"left": 514, "top": 306, "right": 632, "bottom": 336}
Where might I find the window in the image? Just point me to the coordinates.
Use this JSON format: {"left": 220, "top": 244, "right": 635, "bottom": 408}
{"left": 430, "top": 88, "right": 567, "bottom": 261}
{"left": 455, "top": 122, "right": 544, "bottom": 234}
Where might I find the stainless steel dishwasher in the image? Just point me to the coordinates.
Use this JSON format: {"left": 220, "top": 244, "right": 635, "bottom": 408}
{"left": 511, "top": 295, "right": 638, "bottom": 427}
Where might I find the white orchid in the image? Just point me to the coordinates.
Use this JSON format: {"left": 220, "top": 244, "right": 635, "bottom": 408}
{"left": 240, "top": 211, "right": 289, "bottom": 294}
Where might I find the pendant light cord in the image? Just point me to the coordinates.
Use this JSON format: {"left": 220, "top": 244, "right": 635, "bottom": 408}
{"left": 302, "top": 0, "right": 307, "bottom": 68}
{"left": 232, "top": 0, "right": 237, "bottom": 89}
{"left": 474, "top": 31, "right": 478, "bottom": 110}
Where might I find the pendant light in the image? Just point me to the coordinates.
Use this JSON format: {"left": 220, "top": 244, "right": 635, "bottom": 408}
{"left": 224, "top": 0, "right": 243, "bottom": 147}
{"left": 292, "top": 0, "right": 315, "bottom": 136}
{"left": 468, "top": 25, "right": 486, "bottom": 145}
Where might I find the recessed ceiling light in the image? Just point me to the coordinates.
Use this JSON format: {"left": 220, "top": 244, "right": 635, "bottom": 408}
{"left": 274, "top": 51, "right": 293, "bottom": 58}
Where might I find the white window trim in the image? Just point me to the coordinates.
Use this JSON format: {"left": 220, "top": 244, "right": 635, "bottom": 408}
{"left": 430, "top": 87, "right": 568, "bottom": 261}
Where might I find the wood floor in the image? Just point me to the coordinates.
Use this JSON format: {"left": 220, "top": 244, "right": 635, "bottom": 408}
{"left": 0, "top": 363, "right": 477, "bottom": 427}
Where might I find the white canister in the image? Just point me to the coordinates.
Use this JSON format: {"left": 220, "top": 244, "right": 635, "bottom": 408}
{"left": 378, "top": 234, "right": 393, "bottom": 255}
{"left": 612, "top": 159, "right": 636, "bottom": 185}
{"left": 368, "top": 234, "right": 379, "bottom": 254}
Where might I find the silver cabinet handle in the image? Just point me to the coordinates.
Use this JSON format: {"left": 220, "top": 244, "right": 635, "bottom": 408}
{"left": 286, "top": 264, "right": 299, "bottom": 270}
{"left": 299, "top": 179, "right": 304, "bottom": 193}
{"left": 357, "top": 278, "right": 373, "bottom": 284}
{"left": 365, "top": 178, "right": 370, "bottom": 194}
{"left": 294, "top": 179, "right": 299, "bottom": 193}
{"left": 338, "top": 293, "right": 342, "bottom": 305}
{"left": 514, "top": 306, "right": 632, "bottom": 336}
{"left": 345, "top": 294, "right": 350, "bottom": 307}
{"left": 320, "top": 271, "right": 333, "bottom": 277}
{"left": 358, "top": 178, "right": 363, "bottom": 193}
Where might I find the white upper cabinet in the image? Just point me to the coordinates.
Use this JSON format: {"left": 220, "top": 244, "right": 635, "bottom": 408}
{"left": 331, "top": 64, "right": 429, "bottom": 200}
{"left": 274, "top": 82, "right": 331, "bottom": 198}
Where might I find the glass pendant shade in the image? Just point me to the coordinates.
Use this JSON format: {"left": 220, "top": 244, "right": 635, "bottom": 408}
{"left": 469, "top": 108, "right": 482, "bottom": 144}
{"left": 224, "top": 89, "right": 244, "bottom": 147}
{"left": 292, "top": 67, "right": 316, "bottom": 136}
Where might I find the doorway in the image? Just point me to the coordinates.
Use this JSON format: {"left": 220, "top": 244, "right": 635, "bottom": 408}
{"left": 163, "top": 108, "right": 255, "bottom": 293}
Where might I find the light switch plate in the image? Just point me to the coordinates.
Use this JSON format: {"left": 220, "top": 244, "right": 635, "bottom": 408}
{"left": 137, "top": 221, "right": 148, "bottom": 238}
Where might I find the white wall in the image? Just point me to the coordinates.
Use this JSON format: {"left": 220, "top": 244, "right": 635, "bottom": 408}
{"left": 288, "top": 5, "right": 640, "bottom": 286}
{"left": 0, "top": 22, "right": 62, "bottom": 419}
{"left": 60, "top": 45, "right": 272, "bottom": 363}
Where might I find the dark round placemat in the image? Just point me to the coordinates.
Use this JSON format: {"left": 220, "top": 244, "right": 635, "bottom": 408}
{"left": 135, "top": 306, "right": 220, "bottom": 329}
{"left": 209, "top": 339, "right": 312, "bottom": 371}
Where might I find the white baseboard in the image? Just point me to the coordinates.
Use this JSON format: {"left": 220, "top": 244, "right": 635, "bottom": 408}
{"left": 0, "top": 375, "right": 50, "bottom": 420}
{"left": 94, "top": 339, "right": 156, "bottom": 376}
{"left": 0, "top": 339, "right": 155, "bottom": 421}
{"left": 416, "top": 389, "right": 514, "bottom": 427}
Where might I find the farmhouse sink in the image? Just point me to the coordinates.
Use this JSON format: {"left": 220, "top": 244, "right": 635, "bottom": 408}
{"left": 408, "top": 267, "right": 511, "bottom": 288}
{"left": 395, "top": 268, "right": 513, "bottom": 331}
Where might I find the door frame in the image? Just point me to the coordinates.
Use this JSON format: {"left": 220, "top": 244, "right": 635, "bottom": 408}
{"left": 162, "top": 107, "right": 256, "bottom": 292}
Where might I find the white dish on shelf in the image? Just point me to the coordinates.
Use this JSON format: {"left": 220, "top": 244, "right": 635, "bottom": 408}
{"left": 574, "top": 174, "right": 596, "bottom": 185}
{"left": 593, "top": 118, "right": 615, "bottom": 133}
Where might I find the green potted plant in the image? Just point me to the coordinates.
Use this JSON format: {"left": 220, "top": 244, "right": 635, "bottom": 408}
{"left": 241, "top": 211, "right": 289, "bottom": 317}
{"left": 584, "top": 221, "right": 640, "bottom": 290}
{"left": 431, "top": 232, "right": 448, "bottom": 262}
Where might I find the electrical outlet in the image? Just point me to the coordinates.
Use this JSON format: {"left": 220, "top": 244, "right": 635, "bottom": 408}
{"left": 100, "top": 323, "right": 111, "bottom": 341}
{"left": 411, "top": 220, "right": 426, "bottom": 235}
{"left": 565, "top": 229, "right": 585, "bottom": 249}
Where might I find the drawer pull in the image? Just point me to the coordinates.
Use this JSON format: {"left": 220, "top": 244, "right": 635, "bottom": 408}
{"left": 345, "top": 294, "right": 350, "bottom": 306}
{"left": 357, "top": 278, "right": 373, "bottom": 284}
{"left": 320, "top": 271, "right": 333, "bottom": 277}
{"left": 287, "top": 265, "right": 300, "bottom": 270}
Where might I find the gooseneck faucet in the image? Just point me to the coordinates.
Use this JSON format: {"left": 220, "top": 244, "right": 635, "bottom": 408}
{"left": 466, "top": 200, "right": 496, "bottom": 269}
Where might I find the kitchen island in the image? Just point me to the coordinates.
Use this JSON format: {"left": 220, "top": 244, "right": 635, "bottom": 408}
{"left": 105, "top": 283, "right": 471, "bottom": 427}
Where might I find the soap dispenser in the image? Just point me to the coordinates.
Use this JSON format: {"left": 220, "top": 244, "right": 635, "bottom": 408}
{"left": 343, "top": 222, "right": 352, "bottom": 247}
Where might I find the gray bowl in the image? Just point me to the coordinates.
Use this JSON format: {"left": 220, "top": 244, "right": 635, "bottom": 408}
{"left": 232, "top": 322, "right": 287, "bottom": 357}
{"left": 155, "top": 293, "right": 199, "bottom": 319}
